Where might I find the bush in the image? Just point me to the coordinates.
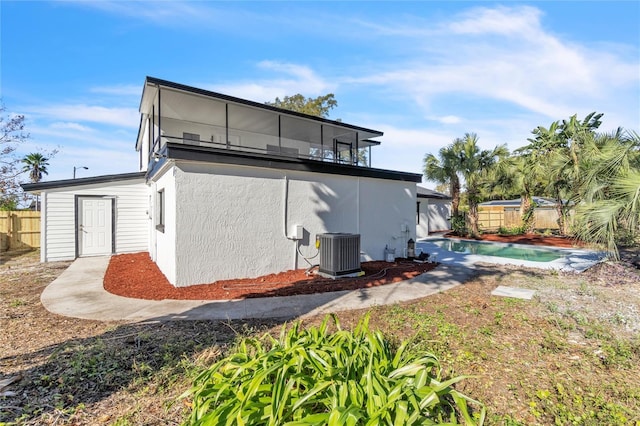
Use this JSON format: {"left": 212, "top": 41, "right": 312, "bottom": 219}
{"left": 183, "top": 314, "right": 485, "bottom": 425}
{"left": 498, "top": 226, "right": 527, "bottom": 236}
{"left": 451, "top": 214, "right": 467, "bottom": 236}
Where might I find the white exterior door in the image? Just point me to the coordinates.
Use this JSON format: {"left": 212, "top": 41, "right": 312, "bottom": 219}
{"left": 78, "top": 198, "right": 113, "bottom": 256}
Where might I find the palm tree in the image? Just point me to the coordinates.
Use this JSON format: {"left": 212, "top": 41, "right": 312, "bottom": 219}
{"left": 522, "top": 113, "right": 603, "bottom": 235}
{"left": 486, "top": 154, "right": 546, "bottom": 231}
{"left": 573, "top": 130, "right": 640, "bottom": 258}
{"left": 456, "top": 133, "right": 509, "bottom": 237}
{"left": 22, "top": 152, "right": 49, "bottom": 183}
{"left": 22, "top": 152, "right": 49, "bottom": 211}
{"left": 424, "top": 142, "right": 462, "bottom": 217}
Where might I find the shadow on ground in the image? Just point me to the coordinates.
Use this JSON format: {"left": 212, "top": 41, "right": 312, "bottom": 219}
{"left": 0, "top": 316, "right": 283, "bottom": 424}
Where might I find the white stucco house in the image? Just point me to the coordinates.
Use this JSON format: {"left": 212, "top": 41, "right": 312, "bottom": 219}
{"left": 23, "top": 77, "right": 423, "bottom": 287}
{"left": 416, "top": 185, "right": 452, "bottom": 238}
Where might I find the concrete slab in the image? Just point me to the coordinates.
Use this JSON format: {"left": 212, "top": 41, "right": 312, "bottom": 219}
{"left": 491, "top": 285, "right": 535, "bottom": 300}
{"left": 41, "top": 257, "right": 477, "bottom": 322}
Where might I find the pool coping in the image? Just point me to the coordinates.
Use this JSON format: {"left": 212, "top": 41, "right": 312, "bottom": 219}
{"left": 417, "top": 237, "right": 606, "bottom": 273}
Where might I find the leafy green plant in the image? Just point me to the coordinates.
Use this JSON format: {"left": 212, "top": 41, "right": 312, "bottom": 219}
{"left": 451, "top": 214, "right": 467, "bottom": 236}
{"left": 497, "top": 226, "right": 526, "bottom": 236}
{"left": 183, "top": 314, "right": 485, "bottom": 425}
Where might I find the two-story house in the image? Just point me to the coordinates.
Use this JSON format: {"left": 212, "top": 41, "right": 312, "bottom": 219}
{"left": 23, "top": 77, "right": 422, "bottom": 287}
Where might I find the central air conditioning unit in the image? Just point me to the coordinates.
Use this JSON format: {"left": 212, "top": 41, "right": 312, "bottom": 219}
{"left": 318, "top": 233, "right": 362, "bottom": 279}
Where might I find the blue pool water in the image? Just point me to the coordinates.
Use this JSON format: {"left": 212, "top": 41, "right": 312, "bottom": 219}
{"left": 427, "top": 238, "right": 564, "bottom": 262}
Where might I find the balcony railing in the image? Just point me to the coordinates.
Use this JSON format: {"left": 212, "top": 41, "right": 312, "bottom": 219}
{"left": 153, "top": 133, "right": 372, "bottom": 167}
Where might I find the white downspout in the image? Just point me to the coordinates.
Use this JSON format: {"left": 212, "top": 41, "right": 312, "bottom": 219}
{"left": 356, "top": 177, "right": 360, "bottom": 234}
{"left": 283, "top": 174, "right": 292, "bottom": 240}
{"left": 425, "top": 199, "right": 430, "bottom": 235}
{"left": 282, "top": 175, "right": 297, "bottom": 269}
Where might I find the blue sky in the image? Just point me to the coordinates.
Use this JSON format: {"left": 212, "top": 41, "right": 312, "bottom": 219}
{"left": 2, "top": 1, "right": 639, "bottom": 186}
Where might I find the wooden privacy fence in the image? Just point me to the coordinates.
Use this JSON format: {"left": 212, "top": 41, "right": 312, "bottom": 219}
{"left": 0, "top": 211, "right": 41, "bottom": 251}
{"left": 476, "top": 207, "right": 561, "bottom": 231}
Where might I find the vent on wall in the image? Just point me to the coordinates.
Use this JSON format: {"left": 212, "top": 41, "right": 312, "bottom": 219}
{"left": 318, "top": 233, "right": 361, "bottom": 278}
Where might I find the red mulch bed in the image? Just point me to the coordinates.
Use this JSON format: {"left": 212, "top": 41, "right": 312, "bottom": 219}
{"left": 104, "top": 234, "right": 582, "bottom": 301}
{"left": 104, "top": 252, "right": 438, "bottom": 301}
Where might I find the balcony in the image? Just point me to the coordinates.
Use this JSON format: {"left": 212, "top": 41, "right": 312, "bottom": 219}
{"left": 139, "top": 78, "right": 382, "bottom": 169}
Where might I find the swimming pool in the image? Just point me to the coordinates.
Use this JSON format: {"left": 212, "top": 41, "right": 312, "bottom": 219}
{"left": 417, "top": 237, "right": 604, "bottom": 273}
{"left": 429, "top": 238, "right": 563, "bottom": 262}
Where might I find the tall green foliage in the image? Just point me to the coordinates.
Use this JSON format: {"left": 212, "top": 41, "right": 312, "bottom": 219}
{"left": 509, "top": 112, "right": 638, "bottom": 254}
{"left": 572, "top": 130, "right": 640, "bottom": 257}
{"left": 21, "top": 152, "right": 49, "bottom": 211}
{"left": 424, "top": 135, "right": 507, "bottom": 237}
{"left": 424, "top": 143, "right": 462, "bottom": 217}
{"left": 485, "top": 154, "right": 545, "bottom": 231}
{"left": 21, "top": 152, "right": 49, "bottom": 183}
{"left": 266, "top": 94, "right": 338, "bottom": 119}
{"left": 455, "top": 134, "right": 508, "bottom": 237}
{"left": 184, "top": 314, "right": 484, "bottom": 425}
{"left": 519, "top": 112, "right": 603, "bottom": 235}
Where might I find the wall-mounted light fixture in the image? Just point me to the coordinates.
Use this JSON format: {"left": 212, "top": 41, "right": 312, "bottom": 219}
{"left": 152, "top": 152, "right": 168, "bottom": 163}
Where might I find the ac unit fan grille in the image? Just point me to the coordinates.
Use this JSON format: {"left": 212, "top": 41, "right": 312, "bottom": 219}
{"left": 318, "top": 233, "right": 361, "bottom": 278}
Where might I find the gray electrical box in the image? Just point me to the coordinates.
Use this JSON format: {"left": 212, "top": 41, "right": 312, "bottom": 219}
{"left": 318, "top": 233, "right": 361, "bottom": 278}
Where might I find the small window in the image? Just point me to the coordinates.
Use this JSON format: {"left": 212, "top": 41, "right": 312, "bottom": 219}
{"left": 416, "top": 201, "right": 421, "bottom": 224}
{"left": 183, "top": 132, "right": 200, "bottom": 142}
{"left": 156, "top": 189, "right": 165, "bottom": 232}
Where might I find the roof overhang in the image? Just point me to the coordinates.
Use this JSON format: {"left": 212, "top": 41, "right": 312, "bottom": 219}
{"left": 21, "top": 172, "right": 147, "bottom": 194}
{"left": 150, "top": 143, "right": 422, "bottom": 183}
{"left": 416, "top": 186, "right": 452, "bottom": 200}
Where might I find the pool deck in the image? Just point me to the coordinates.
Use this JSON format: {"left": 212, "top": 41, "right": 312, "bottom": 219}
{"left": 417, "top": 237, "right": 606, "bottom": 273}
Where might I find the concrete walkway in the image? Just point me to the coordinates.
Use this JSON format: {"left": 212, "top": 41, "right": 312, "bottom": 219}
{"left": 41, "top": 256, "right": 476, "bottom": 322}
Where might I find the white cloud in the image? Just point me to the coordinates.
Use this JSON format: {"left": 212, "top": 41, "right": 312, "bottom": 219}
{"left": 208, "top": 61, "right": 336, "bottom": 103}
{"left": 90, "top": 84, "right": 141, "bottom": 97}
{"left": 16, "top": 133, "right": 137, "bottom": 182}
{"left": 349, "top": 5, "right": 639, "bottom": 126}
{"left": 370, "top": 124, "right": 455, "bottom": 175}
{"left": 29, "top": 123, "right": 134, "bottom": 150}
{"left": 257, "top": 61, "right": 330, "bottom": 93}
{"left": 73, "top": 1, "right": 217, "bottom": 25}
{"left": 27, "top": 104, "right": 139, "bottom": 128}
{"left": 49, "top": 122, "right": 95, "bottom": 132}
{"left": 44, "top": 146, "right": 139, "bottom": 181}
{"left": 428, "top": 115, "right": 462, "bottom": 125}
{"left": 447, "top": 5, "right": 543, "bottom": 37}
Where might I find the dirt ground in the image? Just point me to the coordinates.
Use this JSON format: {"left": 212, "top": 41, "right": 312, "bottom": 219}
{"left": 1, "top": 241, "right": 639, "bottom": 425}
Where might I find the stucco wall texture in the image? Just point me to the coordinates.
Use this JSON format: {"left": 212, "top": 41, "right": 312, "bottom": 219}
{"left": 152, "top": 161, "right": 416, "bottom": 287}
{"left": 417, "top": 199, "right": 452, "bottom": 239}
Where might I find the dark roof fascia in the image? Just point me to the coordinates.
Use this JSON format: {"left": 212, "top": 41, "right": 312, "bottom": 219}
{"left": 21, "top": 172, "right": 147, "bottom": 193}
{"left": 417, "top": 193, "right": 452, "bottom": 200}
{"left": 145, "top": 76, "right": 384, "bottom": 138}
{"left": 416, "top": 186, "right": 451, "bottom": 200}
{"left": 479, "top": 200, "right": 520, "bottom": 206}
{"left": 160, "top": 143, "right": 422, "bottom": 183}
